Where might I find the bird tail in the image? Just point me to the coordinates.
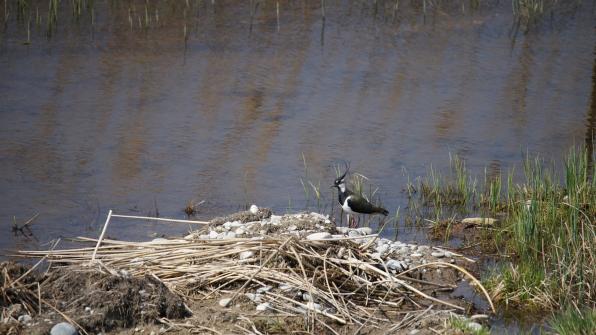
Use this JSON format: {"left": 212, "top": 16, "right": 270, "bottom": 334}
{"left": 375, "top": 206, "right": 389, "bottom": 216}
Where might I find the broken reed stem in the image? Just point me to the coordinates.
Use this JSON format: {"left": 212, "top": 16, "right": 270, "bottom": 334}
{"left": 90, "top": 209, "right": 112, "bottom": 263}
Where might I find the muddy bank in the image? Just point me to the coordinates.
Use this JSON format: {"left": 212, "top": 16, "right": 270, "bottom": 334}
{"left": 3, "top": 209, "right": 492, "bottom": 334}
{"left": 1, "top": 263, "right": 190, "bottom": 335}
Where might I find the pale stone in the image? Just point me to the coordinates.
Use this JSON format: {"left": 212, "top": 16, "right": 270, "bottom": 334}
{"left": 245, "top": 293, "right": 262, "bottom": 302}
{"left": 18, "top": 314, "right": 32, "bottom": 324}
{"left": 219, "top": 298, "right": 232, "bottom": 307}
{"left": 431, "top": 252, "right": 445, "bottom": 258}
{"left": 269, "top": 215, "right": 282, "bottom": 225}
{"left": 336, "top": 227, "right": 349, "bottom": 234}
{"left": 385, "top": 259, "right": 408, "bottom": 271}
{"left": 239, "top": 251, "right": 254, "bottom": 260}
{"left": 356, "top": 227, "right": 372, "bottom": 235}
{"left": 410, "top": 253, "right": 423, "bottom": 258}
{"left": 306, "top": 232, "right": 331, "bottom": 240}
{"left": 249, "top": 205, "right": 259, "bottom": 214}
{"left": 50, "top": 322, "right": 78, "bottom": 335}
{"left": 347, "top": 230, "right": 361, "bottom": 237}
{"left": 256, "top": 302, "right": 270, "bottom": 311}
{"left": 467, "top": 322, "right": 483, "bottom": 332}
{"left": 279, "top": 284, "right": 293, "bottom": 291}
{"left": 306, "top": 301, "right": 322, "bottom": 311}
{"left": 376, "top": 244, "right": 389, "bottom": 255}
{"left": 256, "top": 286, "right": 272, "bottom": 294}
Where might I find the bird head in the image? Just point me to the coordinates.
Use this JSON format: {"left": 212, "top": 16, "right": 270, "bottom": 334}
{"left": 331, "top": 162, "right": 349, "bottom": 190}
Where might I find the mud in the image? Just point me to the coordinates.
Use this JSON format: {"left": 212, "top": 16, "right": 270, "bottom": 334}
{"left": 1, "top": 262, "right": 190, "bottom": 335}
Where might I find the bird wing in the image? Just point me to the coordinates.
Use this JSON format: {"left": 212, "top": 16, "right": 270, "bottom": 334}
{"left": 347, "top": 195, "right": 389, "bottom": 216}
{"left": 347, "top": 195, "right": 380, "bottom": 214}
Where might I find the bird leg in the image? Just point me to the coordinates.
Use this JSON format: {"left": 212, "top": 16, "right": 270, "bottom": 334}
{"left": 348, "top": 214, "right": 357, "bottom": 228}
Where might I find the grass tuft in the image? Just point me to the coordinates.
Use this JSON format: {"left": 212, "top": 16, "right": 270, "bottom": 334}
{"left": 549, "top": 308, "right": 596, "bottom": 335}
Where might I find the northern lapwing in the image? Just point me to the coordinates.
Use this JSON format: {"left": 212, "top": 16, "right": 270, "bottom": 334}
{"left": 332, "top": 164, "right": 388, "bottom": 227}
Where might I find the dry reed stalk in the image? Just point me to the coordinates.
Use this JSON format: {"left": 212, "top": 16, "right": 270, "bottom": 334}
{"left": 111, "top": 213, "right": 209, "bottom": 225}
{"left": 90, "top": 209, "right": 112, "bottom": 263}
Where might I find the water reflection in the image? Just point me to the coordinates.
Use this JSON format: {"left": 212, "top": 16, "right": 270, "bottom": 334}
{"left": 0, "top": 0, "right": 594, "bottom": 252}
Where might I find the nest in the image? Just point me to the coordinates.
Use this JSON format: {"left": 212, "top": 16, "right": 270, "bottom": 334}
{"left": 17, "top": 237, "right": 493, "bottom": 331}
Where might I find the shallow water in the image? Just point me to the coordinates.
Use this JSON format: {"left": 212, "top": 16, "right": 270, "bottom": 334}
{"left": 0, "top": 0, "right": 594, "bottom": 261}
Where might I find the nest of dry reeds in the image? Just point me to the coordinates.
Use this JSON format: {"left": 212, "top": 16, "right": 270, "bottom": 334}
{"left": 18, "top": 232, "right": 494, "bottom": 332}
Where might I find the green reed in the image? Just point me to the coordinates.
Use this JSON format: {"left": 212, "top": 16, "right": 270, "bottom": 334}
{"left": 549, "top": 307, "right": 596, "bottom": 335}
{"left": 487, "top": 147, "right": 595, "bottom": 311}
{"left": 409, "top": 147, "right": 595, "bottom": 312}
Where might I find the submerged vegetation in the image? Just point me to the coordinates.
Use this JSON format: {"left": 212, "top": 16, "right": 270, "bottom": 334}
{"left": 409, "top": 146, "right": 595, "bottom": 315}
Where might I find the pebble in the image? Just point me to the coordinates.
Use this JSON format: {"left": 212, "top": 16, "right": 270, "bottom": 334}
{"left": 84, "top": 306, "right": 92, "bottom": 313}
{"left": 336, "top": 227, "right": 349, "bottom": 234}
{"left": 347, "top": 230, "right": 361, "bottom": 237}
{"left": 218, "top": 298, "right": 232, "bottom": 307}
{"left": 397, "top": 247, "right": 409, "bottom": 254}
{"left": 288, "top": 225, "right": 298, "bottom": 231}
{"left": 417, "top": 245, "right": 430, "bottom": 251}
{"left": 306, "top": 232, "right": 331, "bottom": 240}
{"left": 409, "top": 330, "right": 420, "bottom": 335}
{"left": 370, "top": 252, "right": 382, "bottom": 259}
{"left": 302, "top": 292, "right": 313, "bottom": 301}
{"left": 385, "top": 259, "right": 408, "bottom": 271}
{"left": 18, "top": 314, "right": 32, "bottom": 324}
{"left": 256, "top": 302, "right": 270, "bottom": 311}
{"left": 376, "top": 244, "right": 389, "bottom": 255}
{"left": 467, "top": 322, "right": 483, "bottom": 332}
{"left": 279, "top": 284, "right": 293, "bottom": 291}
{"left": 235, "top": 227, "right": 246, "bottom": 235}
{"left": 50, "top": 322, "right": 78, "bottom": 335}
{"left": 245, "top": 293, "right": 262, "bottom": 302}
{"left": 431, "top": 251, "right": 445, "bottom": 258}
{"left": 269, "top": 215, "right": 282, "bottom": 225}
{"left": 239, "top": 251, "right": 254, "bottom": 260}
{"left": 208, "top": 231, "right": 219, "bottom": 239}
{"left": 306, "top": 301, "right": 322, "bottom": 311}
{"left": 151, "top": 238, "right": 169, "bottom": 244}
{"left": 410, "top": 253, "right": 423, "bottom": 258}
{"left": 224, "top": 232, "right": 237, "bottom": 239}
{"left": 249, "top": 205, "right": 259, "bottom": 214}
{"left": 356, "top": 227, "right": 372, "bottom": 235}
{"left": 256, "top": 286, "right": 272, "bottom": 294}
